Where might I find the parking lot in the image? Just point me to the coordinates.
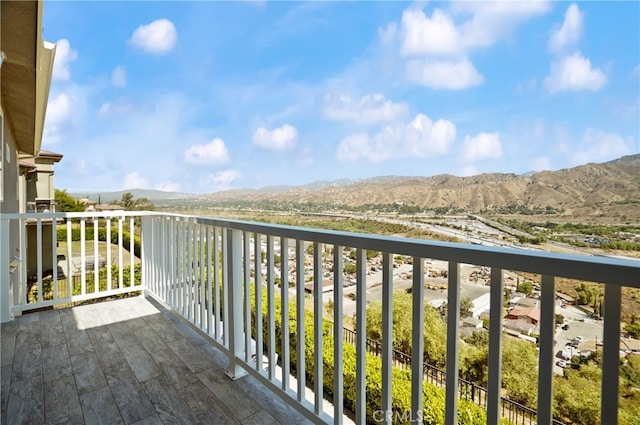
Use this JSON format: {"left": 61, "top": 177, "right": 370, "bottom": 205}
{"left": 553, "top": 304, "right": 603, "bottom": 374}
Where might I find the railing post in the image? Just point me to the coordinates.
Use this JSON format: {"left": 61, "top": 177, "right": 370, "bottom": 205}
{"left": 226, "top": 228, "right": 247, "bottom": 380}
{"left": 1, "top": 218, "right": 12, "bottom": 322}
{"left": 601, "top": 283, "right": 622, "bottom": 424}
{"left": 411, "top": 257, "right": 425, "bottom": 423}
{"left": 381, "top": 252, "right": 394, "bottom": 425}
{"left": 537, "top": 275, "right": 556, "bottom": 425}
{"left": 487, "top": 268, "right": 504, "bottom": 425}
{"left": 140, "top": 215, "right": 151, "bottom": 294}
{"left": 445, "top": 262, "right": 461, "bottom": 425}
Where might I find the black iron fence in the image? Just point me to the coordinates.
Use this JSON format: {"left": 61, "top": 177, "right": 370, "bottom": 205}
{"left": 335, "top": 324, "right": 565, "bottom": 425}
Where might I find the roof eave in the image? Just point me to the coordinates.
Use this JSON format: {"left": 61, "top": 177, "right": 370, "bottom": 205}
{"left": 0, "top": 0, "right": 54, "bottom": 156}
{"left": 34, "top": 40, "right": 56, "bottom": 155}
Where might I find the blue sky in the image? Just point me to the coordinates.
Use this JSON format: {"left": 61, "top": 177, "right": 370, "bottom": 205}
{"left": 42, "top": 1, "right": 639, "bottom": 194}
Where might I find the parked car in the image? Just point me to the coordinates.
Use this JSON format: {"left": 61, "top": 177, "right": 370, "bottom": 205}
{"left": 562, "top": 324, "right": 570, "bottom": 330}
{"left": 574, "top": 336, "right": 584, "bottom": 343}
{"left": 556, "top": 360, "right": 568, "bottom": 368}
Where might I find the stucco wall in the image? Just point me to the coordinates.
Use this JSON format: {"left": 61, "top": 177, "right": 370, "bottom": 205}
{"left": 1, "top": 106, "right": 25, "bottom": 314}
{"left": 1, "top": 109, "right": 20, "bottom": 214}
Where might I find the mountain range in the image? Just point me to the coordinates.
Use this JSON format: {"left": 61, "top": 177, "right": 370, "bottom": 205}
{"left": 76, "top": 154, "right": 640, "bottom": 216}
{"left": 201, "top": 154, "right": 640, "bottom": 211}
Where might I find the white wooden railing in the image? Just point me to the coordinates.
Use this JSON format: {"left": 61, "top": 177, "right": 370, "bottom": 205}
{"left": 1, "top": 211, "right": 638, "bottom": 424}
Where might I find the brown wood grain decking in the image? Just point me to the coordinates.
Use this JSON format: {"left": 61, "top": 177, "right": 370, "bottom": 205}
{"left": 0, "top": 296, "right": 311, "bottom": 425}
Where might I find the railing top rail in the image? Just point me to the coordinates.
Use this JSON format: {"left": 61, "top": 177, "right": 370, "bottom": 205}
{"left": 2, "top": 211, "right": 638, "bottom": 286}
{"left": 164, "top": 213, "right": 638, "bottom": 286}
{"left": 0, "top": 211, "right": 150, "bottom": 220}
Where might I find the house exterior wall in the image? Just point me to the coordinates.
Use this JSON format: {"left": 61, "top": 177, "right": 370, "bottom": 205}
{"left": 26, "top": 223, "right": 55, "bottom": 277}
{"left": 1, "top": 108, "right": 20, "bottom": 214}
{"left": 471, "top": 292, "right": 491, "bottom": 318}
{"left": 33, "top": 159, "right": 55, "bottom": 199}
{"left": 1, "top": 106, "right": 26, "bottom": 314}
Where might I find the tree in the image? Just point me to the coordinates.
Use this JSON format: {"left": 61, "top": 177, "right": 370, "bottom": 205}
{"left": 119, "top": 192, "right": 134, "bottom": 209}
{"left": 116, "top": 192, "right": 155, "bottom": 211}
{"left": 574, "top": 283, "right": 595, "bottom": 306}
{"left": 516, "top": 280, "right": 533, "bottom": 295}
{"left": 625, "top": 323, "right": 640, "bottom": 339}
{"left": 55, "top": 189, "right": 85, "bottom": 212}
{"left": 553, "top": 363, "right": 601, "bottom": 425}
{"left": 501, "top": 338, "right": 539, "bottom": 406}
{"left": 343, "top": 262, "right": 356, "bottom": 274}
{"left": 460, "top": 297, "right": 474, "bottom": 318}
{"left": 366, "top": 291, "right": 447, "bottom": 367}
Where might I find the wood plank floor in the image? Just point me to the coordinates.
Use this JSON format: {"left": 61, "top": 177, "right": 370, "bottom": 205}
{"left": 1, "top": 296, "right": 311, "bottom": 425}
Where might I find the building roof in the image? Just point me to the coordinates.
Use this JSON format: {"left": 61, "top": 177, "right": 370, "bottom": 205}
{"left": 504, "top": 319, "right": 536, "bottom": 334}
{"left": 78, "top": 198, "right": 98, "bottom": 206}
{"left": 36, "top": 150, "right": 63, "bottom": 162}
{"left": 508, "top": 306, "right": 541, "bottom": 323}
{"left": 95, "top": 204, "right": 125, "bottom": 211}
{"left": 17, "top": 150, "right": 63, "bottom": 171}
{"left": 1, "top": 0, "right": 55, "bottom": 155}
{"left": 462, "top": 317, "right": 483, "bottom": 327}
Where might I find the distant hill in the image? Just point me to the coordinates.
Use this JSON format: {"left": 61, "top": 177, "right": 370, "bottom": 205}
{"left": 71, "top": 155, "right": 640, "bottom": 218}
{"left": 201, "top": 154, "right": 640, "bottom": 214}
{"left": 70, "top": 189, "right": 196, "bottom": 203}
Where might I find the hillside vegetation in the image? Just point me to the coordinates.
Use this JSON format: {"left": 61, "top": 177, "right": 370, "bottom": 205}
{"left": 195, "top": 154, "right": 640, "bottom": 221}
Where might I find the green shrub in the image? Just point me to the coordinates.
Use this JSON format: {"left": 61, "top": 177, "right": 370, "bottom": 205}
{"left": 250, "top": 288, "right": 500, "bottom": 424}
{"left": 57, "top": 226, "right": 141, "bottom": 257}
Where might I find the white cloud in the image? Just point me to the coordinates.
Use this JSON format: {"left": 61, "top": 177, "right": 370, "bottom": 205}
{"left": 207, "top": 170, "right": 240, "bottom": 190}
{"left": 392, "top": 2, "right": 550, "bottom": 91}
{"left": 400, "top": 2, "right": 550, "bottom": 56}
{"left": 129, "top": 19, "right": 177, "bottom": 55}
{"left": 531, "top": 156, "right": 551, "bottom": 171}
{"left": 184, "top": 138, "right": 230, "bottom": 165}
{"left": 45, "top": 93, "right": 72, "bottom": 135}
{"left": 323, "top": 94, "right": 408, "bottom": 125}
{"left": 252, "top": 124, "right": 298, "bottom": 150}
{"left": 452, "top": 1, "right": 551, "bottom": 49}
{"left": 154, "top": 182, "right": 181, "bottom": 192}
{"left": 544, "top": 51, "right": 607, "bottom": 92}
{"left": 336, "top": 133, "right": 372, "bottom": 162}
{"left": 123, "top": 172, "right": 149, "bottom": 189}
{"left": 548, "top": 3, "right": 583, "bottom": 53}
{"left": 461, "top": 132, "right": 503, "bottom": 162}
{"left": 111, "top": 66, "right": 127, "bottom": 87}
{"left": 378, "top": 22, "right": 398, "bottom": 46}
{"left": 43, "top": 92, "right": 79, "bottom": 145}
{"left": 400, "top": 7, "right": 463, "bottom": 56}
{"left": 406, "top": 59, "right": 483, "bottom": 90}
{"left": 52, "top": 39, "right": 77, "bottom": 81}
{"left": 336, "top": 113, "right": 456, "bottom": 162}
{"left": 571, "top": 129, "right": 634, "bottom": 165}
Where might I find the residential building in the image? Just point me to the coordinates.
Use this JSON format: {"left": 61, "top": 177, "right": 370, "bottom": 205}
{"left": 1, "top": 0, "right": 56, "bottom": 303}
{"left": 508, "top": 306, "right": 541, "bottom": 325}
{"left": 19, "top": 149, "right": 63, "bottom": 213}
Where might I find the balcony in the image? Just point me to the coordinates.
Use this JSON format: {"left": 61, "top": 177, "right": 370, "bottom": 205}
{"left": 1, "top": 211, "right": 638, "bottom": 424}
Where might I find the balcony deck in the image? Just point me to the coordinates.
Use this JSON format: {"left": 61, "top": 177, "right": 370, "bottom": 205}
{"left": 0, "top": 295, "right": 310, "bottom": 425}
